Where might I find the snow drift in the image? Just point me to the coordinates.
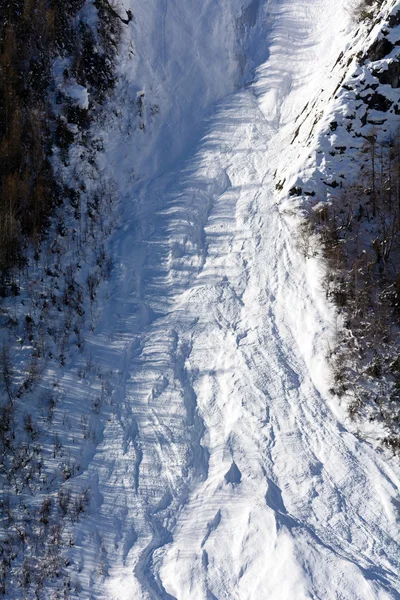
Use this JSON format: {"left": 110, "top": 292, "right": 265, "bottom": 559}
{"left": 21, "top": 0, "right": 400, "bottom": 598}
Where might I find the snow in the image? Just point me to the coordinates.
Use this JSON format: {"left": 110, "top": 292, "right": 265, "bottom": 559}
{"left": 38, "top": 0, "right": 400, "bottom": 597}
{"left": 64, "top": 84, "right": 89, "bottom": 110}
{"left": 277, "top": 0, "right": 400, "bottom": 205}
{"left": 53, "top": 57, "right": 90, "bottom": 109}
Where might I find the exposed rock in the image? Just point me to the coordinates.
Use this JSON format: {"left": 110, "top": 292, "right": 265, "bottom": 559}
{"left": 374, "top": 61, "right": 400, "bottom": 88}
{"left": 365, "top": 92, "right": 392, "bottom": 112}
{"left": 367, "top": 118, "right": 387, "bottom": 125}
{"left": 363, "top": 134, "right": 377, "bottom": 144}
{"left": 289, "top": 185, "right": 303, "bottom": 197}
{"left": 323, "top": 180, "right": 339, "bottom": 188}
{"left": 366, "top": 37, "right": 394, "bottom": 61}
{"left": 333, "top": 51, "right": 344, "bottom": 68}
{"left": 388, "top": 10, "right": 400, "bottom": 28}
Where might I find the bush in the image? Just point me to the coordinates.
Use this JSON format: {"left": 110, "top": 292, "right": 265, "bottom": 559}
{"left": 350, "top": 0, "right": 384, "bottom": 22}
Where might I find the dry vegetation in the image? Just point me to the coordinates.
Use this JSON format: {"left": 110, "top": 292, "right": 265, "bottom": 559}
{"left": 350, "top": 0, "right": 385, "bottom": 22}
{"left": 310, "top": 132, "right": 400, "bottom": 449}
{"left": 0, "top": 1, "right": 122, "bottom": 596}
{"left": 0, "top": 0, "right": 121, "bottom": 290}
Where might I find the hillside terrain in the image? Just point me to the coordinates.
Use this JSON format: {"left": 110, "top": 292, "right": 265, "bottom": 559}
{"left": 282, "top": 0, "right": 400, "bottom": 449}
{"left": 0, "top": 0, "right": 399, "bottom": 599}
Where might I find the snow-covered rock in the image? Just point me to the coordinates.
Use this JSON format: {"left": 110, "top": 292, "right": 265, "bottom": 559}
{"left": 64, "top": 84, "right": 89, "bottom": 110}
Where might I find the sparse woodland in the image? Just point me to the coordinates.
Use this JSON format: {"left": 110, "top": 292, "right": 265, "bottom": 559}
{"left": 0, "top": 1, "right": 122, "bottom": 596}
{"left": 288, "top": 0, "right": 400, "bottom": 453}
{"left": 311, "top": 130, "right": 400, "bottom": 450}
{"left": 0, "top": 0, "right": 121, "bottom": 283}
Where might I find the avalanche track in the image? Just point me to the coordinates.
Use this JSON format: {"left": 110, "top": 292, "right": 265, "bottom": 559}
{"left": 77, "top": 0, "right": 400, "bottom": 598}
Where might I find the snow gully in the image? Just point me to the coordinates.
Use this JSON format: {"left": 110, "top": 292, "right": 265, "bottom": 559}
{"left": 70, "top": 0, "right": 400, "bottom": 598}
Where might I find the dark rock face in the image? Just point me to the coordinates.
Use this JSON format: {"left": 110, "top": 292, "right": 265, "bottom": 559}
{"left": 367, "top": 118, "right": 387, "bottom": 125}
{"left": 365, "top": 92, "right": 393, "bottom": 112}
{"left": 224, "top": 462, "right": 242, "bottom": 485}
{"left": 323, "top": 180, "right": 339, "bottom": 188}
{"left": 289, "top": 186, "right": 303, "bottom": 197}
{"left": 388, "top": 10, "right": 400, "bottom": 28}
{"left": 374, "top": 61, "right": 400, "bottom": 88}
{"left": 367, "top": 37, "right": 395, "bottom": 62}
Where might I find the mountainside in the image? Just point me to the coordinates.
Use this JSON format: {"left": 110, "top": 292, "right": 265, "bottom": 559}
{"left": 1, "top": 0, "right": 400, "bottom": 599}
{"left": 280, "top": 0, "right": 400, "bottom": 450}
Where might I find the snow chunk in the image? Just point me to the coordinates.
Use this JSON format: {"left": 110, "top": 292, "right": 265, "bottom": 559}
{"left": 64, "top": 84, "right": 89, "bottom": 109}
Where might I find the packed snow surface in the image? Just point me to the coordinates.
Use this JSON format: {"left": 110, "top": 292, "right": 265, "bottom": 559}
{"left": 71, "top": 0, "right": 400, "bottom": 598}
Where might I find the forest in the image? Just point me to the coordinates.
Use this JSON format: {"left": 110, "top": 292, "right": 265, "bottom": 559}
{"left": 309, "top": 130, "right": 400, "bottom": 449}
{"left": 0, "top": 1, "right": 122, "bottom": 595}
{"left": 0, "top": 0, "right": 119, "bottom": 286}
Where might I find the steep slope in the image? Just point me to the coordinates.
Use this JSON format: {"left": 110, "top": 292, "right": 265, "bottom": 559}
{"left": 2, "top": 0, "right": 400, "bottom": 598}
{"left": 279, "top": 0, "right": 400, "bottom": 447}
{"left": 65, "top": 0, "right": 400, "bottom": 598}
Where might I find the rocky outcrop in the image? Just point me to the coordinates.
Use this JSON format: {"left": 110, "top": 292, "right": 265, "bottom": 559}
{"left": 374, "top": 60, "right": 400, "bottom": 87}
{"left": 366, "top": 36, "right": 394, "bottom": 61}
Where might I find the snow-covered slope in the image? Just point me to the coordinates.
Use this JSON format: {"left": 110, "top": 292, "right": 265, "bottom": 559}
{"left": 13, "top": 0, "right": 400, "bottom": 597}
{"left": 105, "top": 0, "right": 268, "bottom": 185}
{"left": 280, "top": 0, "right": 400, "bottom": 204}
{"left": 61, "top": 0, "right": 400, "bottom": 597}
